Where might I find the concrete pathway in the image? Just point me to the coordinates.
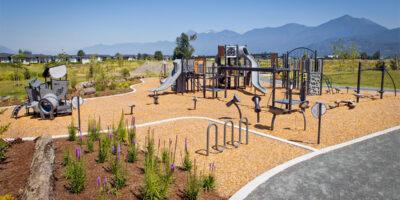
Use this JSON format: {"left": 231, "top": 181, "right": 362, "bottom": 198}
{"left": 245, "top": 129, "right": 400, "bottom": 200}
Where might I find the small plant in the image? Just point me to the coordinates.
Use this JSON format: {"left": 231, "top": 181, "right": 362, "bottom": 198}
{"left": 97, "top": 136, "right": 111, "bottom": 163}
{"left": 64, "top": 147, "right": 86, "bottom": 193}
{"left": 67, "top": 118, "right": 77, "bottom": 141}
{"left": 116, "top": 111, "right": 128, "bottom": 143}
{"left": 201, "top": 163, "right": 216, "bottom": 191}
{"left": 62, "top": 149, "right": 72, "bottom": 166}
{"left": 86, "top": 137, "right": 94, "bottom": 152}
{"left": 0, "top": 109, "right": 10, "bottom": 162}
{"left": 141, "top": 130, "right": 171, "bottom": 200}
{"left": 183, "top": 161, "right": 201, "bottom": 200}
{"left": 110, "top": 143, "right": 127, "bottom": 190}
{"left": 0, "top": 194, "right": 15, "bottom": 200}
{"left": 127, "top": 139, "right": 138, "bottom": 163}
{"left": 182, "top": 138, "right": 192, "bottom": 171}
{"left": 96, "top": 176, "right": 110, "bottom": 200}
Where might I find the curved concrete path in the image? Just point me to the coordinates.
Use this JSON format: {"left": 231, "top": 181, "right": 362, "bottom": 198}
{"left": 244, "top": 129, "right": 400, "bottom": 200}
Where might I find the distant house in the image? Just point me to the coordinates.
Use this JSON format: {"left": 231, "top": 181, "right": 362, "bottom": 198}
{"left": 0, "top": 53, "right": 12, "bottom": 63}
{"left": 69, "top": 56, "right": 78, "bottom": 63}
{"left": 123, "top": 55, "right": 136, "bottom": 61}
{"left": 80, "top": 54, "right": 103, "bottom": 64}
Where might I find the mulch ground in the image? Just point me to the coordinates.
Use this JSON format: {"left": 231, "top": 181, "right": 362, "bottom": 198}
{"left": 54, "top": 139, "right": 225, "bottom": 200}
{"left": 0, "top": 141, "right": 35, "bottom": 198}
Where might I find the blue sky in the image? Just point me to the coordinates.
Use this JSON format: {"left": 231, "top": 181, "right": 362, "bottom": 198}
{"left": 0, "top": 0, "right": 399, "bottom": 53}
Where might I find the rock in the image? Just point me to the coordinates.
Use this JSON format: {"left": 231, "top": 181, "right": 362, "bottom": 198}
{"left": 83, "top": 87, "right": 96, "bottom": 95}
{"left": 81, "top": 81, "right": 95, "bottom": 88}
{"left": 21, "top": 136, "right": 55, "bottom": 200}
{"left": 1, "top": 96, "right": 11, "bottom": 102}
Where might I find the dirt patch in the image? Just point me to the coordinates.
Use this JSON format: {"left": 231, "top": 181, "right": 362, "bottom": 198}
{"left": 54, "top": 139, "right": 225, "bottom": 200}
{"left": 0, "top": 141, "right": 35, "bottom": 197}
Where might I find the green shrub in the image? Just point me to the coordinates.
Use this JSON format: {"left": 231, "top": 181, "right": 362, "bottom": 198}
{"left": 110, "top": 144, "right": 127, "bottom": 190}
{"left": 64, "top": 148, "right": 86, "bottom": 193}
{"left": 183, "top": 165, "right": 201, "bottom": 200}
{"left": 182, "top": 138, "right": 192, "bottom": 171}
{"left": 201, "top": 175, "right": 215, "bottom": 192}
{"left": 67, "top": 118, "right": 76, "bottom": 141}
{"left": 182, "top": 152, "right": 192, "bottom": 171}
{"left": 116, "top": 111, "right": 128, "bottom": 143}
{"left": 86, "top": 137, "right": 94, "bottom": 153}
{"left": 0, "top": 194, "right": 15, "bottom": 200}
{"left": 23, "top": 68, "right": 31, "bottom": 80}
{"left": 127, "top": 142, "right": 138, "bottom": 163}
{"left": 0, "top": 140, "right": 9, "bottom": 162}
{"left": 97, "top": 134, "right": 111, "bottom": 163}
{"left": 62, "top": 149, "right": 72, "bottom": 166}
{"left": 141, "top": 131, "right": 172, "bottom": 200}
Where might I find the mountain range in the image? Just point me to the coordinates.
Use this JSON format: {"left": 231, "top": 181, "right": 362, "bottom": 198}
{"left": 1, "top": 15, "right": 399, "bottom": 56}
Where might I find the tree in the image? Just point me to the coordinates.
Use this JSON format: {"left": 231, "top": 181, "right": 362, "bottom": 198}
{"left": 372, "top": 51, "right": 381, "bottom": 60}
{"left": 331, "top": 39, "right": 348, "bottom": 59}
{"left": 347, "top": 43, "right": 359, "bottom": 60}
{"left": 389, "top": 56, "right": 399, "bottom": 70}
{"left": 115, "top": 53, "right": 123, "bottom": 60}
{"left": 120, "top": 68, "right": 130, "bottom": 79}
{"left": 154, "top": 51, "right": 163, "bottom": 61}
{"left": 360, "top": 52, "right": 369, "bottom": 60}
{"left": 77, "top": 50, "right": 85, "bottom": 58}
{"left": 57, "top": 52, "right": 68, "bottom": 63}
{"left": 173, "top": 33, "right": 197, "bottom": 59}
{"left": 137, "top": 53, "right": 142, "bottom": 60}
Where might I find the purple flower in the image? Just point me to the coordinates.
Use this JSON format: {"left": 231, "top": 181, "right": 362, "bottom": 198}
{"left": 184, "top": 138, "right": 188, "bottom": 153}
{"left": 97, "top": 176, "right": 101, "bottom": 187}
{"left": 112, "top": 145, "right": 116, "bottom": 154}
{"left": 103, "top": 177, "right": 107, "bottom": 186}
{"left": 117, "top": 143, "right": 121, "bottom": 161}
{"left": 75, "top": 147, "right": 81, "bottom": 160}
{"left": 170, "top": 163, "right": 176, "bottom": 172}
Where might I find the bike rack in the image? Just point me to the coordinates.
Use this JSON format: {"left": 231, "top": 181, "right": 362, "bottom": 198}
{"left": 239, "top": 117, "right": 249, "bottom": 145}
{"left": 206, "top": 123, "right": 223, "bottom": 156}
{"left": 223, "top": 120, "right": 238, "bottom": 148}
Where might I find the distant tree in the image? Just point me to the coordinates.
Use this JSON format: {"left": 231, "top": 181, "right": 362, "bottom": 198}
{"left": 137, "top": 53, "right": 142, "bottom": 60}
{"left": 77, "top": 50, "right": 85, "bottom": 58}
{"left": 115, "top": 53, "right": 123, "bottom": 60}
{"left": 142, "top": 53, "right": 150, "bottom": 60}
{"left": 372, "top": 51, "right": 381, "bottom": 60}
{"left": 173, "top": 33, "right": 197, "bottom": 59}
{"left": 154, "top": 51, "right": 163, "bottom": 61}
{"left": 23, "top": 68, "right": 31, "bottom": 80}
{"left": 360, "top": 52, "right": 369, "bottom": 60}
{"left": 57, "top": 52, "right": 68, "bottom": 63}
{"left": 389, "top": 56, "right": 399, "bottom": 70}
{"left": 347, "top": 43, "right": 359, "bottom": 60}
{"left": 120, "top": 68, "right": 130, "bottom": 79}
{"left": 331, "top": 39, "right": 348, "bottom": 59}
{"left": 22, "top": 50, "right": 32, "bottom": 55}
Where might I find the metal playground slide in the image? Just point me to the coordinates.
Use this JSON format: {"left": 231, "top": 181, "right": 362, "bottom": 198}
{"left": 245, "top": 53, "right": 268, "bottom": 94}
{"left": 150, "top": 59, "right": 182, "bottom": 92}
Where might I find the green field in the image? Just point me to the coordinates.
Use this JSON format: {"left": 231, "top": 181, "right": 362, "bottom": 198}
{"left": 258, "top": 59, "right": 399, "bottom": 90}
{"left": 0, "top": 60, "right": 146, "bottom": 104}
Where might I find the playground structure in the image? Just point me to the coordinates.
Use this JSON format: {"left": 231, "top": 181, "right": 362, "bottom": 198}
{"left": 151, "top": 45, "right": 324, "bottom": 130}
{"left": 354, "top": 61, "right": 397, "bottom": 102}
{"left": 11, "top": 65, "right": 72, "bottom": 119}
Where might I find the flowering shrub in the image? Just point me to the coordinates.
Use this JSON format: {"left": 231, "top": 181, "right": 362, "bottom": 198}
{"left": 64, "top": 147, "right": 86, "bottom": 193}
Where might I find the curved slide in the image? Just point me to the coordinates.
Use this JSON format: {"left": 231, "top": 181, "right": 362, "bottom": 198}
{"left": 150, "top": 59, "right": 182, "bottom": 92}
{"left": 245, "top": 54, "right": 268, "bottom": 94}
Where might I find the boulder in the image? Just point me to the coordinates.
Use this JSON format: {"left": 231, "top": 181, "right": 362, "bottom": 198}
{"left": 83, "top": 87, "right": 96, "bottom": 95}
{"left": 21, "top": 136, "right": 55, "bottom": 200}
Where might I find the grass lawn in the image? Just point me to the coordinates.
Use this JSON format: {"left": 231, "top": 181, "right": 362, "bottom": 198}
{"left": 0, "top": 60, "right": 147, "bottom": 104}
